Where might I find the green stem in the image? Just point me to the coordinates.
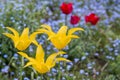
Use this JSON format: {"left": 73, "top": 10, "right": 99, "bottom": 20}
{"left": 58, "top": 64, "right": 61, "bottom": 80}
{"left": 35, "top": 72, "right": 39, "bottom": 80}
{"left": 43, "top": 74, "right": 47, "bottom": 80}
{"left": 31, "top": 72, "right": 34, "bottom": 80}
{"left": 20, "top": 57, "right": 24, "bottom": 80}
{"left": 8, "top": 57, "right": 14, "bottom": 66}
{"left": 65, "top": 15, "right": 67, "bottom": 25}
{"left": 58, "top": 49, "right": 62, "bottom": 80}
{"left": 31, "top": 67, "right": 39, "bottom": 79}
{"left": 40, "top": 74, "right": 43, "bottom": 80}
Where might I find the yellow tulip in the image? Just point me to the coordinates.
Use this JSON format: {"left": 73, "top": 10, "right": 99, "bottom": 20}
{"left": 3, "top": 27, "right": 40, "bottom": 51}
{"left": 37, "top": 24, "right": 84, "bottom": 49}
{"left": 18, "top": 45, "right": 70, "bottom": 74}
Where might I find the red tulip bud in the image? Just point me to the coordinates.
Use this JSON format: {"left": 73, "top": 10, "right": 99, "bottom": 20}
{"left": 60, "top": 2, "right": 73, "bottom": 15}
{"left": 85, "top": 13, "right": 99, "bottom": 25}
{"left": 70, "top": 15, "right": 80, "bottom": 25}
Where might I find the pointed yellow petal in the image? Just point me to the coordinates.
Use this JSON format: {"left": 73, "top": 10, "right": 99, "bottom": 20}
{"left": 49, "top": 37, "right": 63, "bottom": 49}
{"left": 36, "top": 45, "right": 44, "bottom": 62}
{"left": 32, "top": 40, "right": 39, "bottom": 46}
{"left": 56, "top": 58, "right": 71, "bottom": 62}
{"left": 37, "top": 29, "right": 51, "bottom": 36}
{"left": 57, "top": 26, "right": 67, "bottom": 36}
{"left": 68, "top": 28, "right": 84, "bottom": 35}
{"left": 6, "top": 27, "right": 19, "bottom": 37}
{"left": 3, "top": 33, "right": 14, "bottom": 39}
{"left": 3, "top": 33, "right": 19, "bottom": 47}
{"left": 45, "top": 53, "right": 58, "bottom": 68}
{"left": 37, "top": 29, "right": 48, "bottom": 33}
{"left": 14, "top": 41, "right": 19, "bottom": 48}
{"left": 69, "top": 35, "right": 79, "bottom": 38}
{"left": 57, "top": 51, "right": 66, "bottom": 55}
{"left": 41, "top": 24, "right": 52, "bottom": 31}
{"left": 18, "top": 52, "right": 33, "bottom": 61}
{"left": 47, "top": 35, "right": 55, "bottom": 40}
{"left": 50, "top": 58, "right": 71, "bottom": 68}
{"left": 45, "top": 51, "right": 65, "bottom": 67}
{"left": 20, "top": 28, "right": 29, "bottom": 39}
{"left": 37, "top": 28, "right": 55, "bottom": 37}
{"left": 62, "top": 37, "right": 71, "bottom": 48}
{"left": 38, "top": 24, "right": 55, "bottom": 37}
{"left": 18, "top": 52, "right": 29, "bottom": 58}
{"left": 30, "top": 32, "right": 41, "bottom": 46}
{"left": 30, "top": 32, "right": 41, "bottom": 40}
{"left": 24, "top": 62, "right": 34, "bottom": 68}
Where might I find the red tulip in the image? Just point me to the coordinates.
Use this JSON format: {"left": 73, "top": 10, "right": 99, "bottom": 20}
{"left": 70, "top": 15, "right": 80, "bottom": 25}
{"left": 60, "top": 2, "right": 73, "bottom": 15}
{"left": 85, "top": 13, "right": 99, "bottom": 25}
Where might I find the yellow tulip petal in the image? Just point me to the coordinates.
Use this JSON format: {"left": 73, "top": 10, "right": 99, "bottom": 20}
{"left": 40, "top": 64, "right": 50, "bottom": 73}
{"left": 46, "top": 51, "right": 65, "bottom": 67}
{"left": 18, "top": 52, "right": 29, "bottom": 58}
{"left": 30, "top": 32, "right": 37, "bottom": 39}
{"left": 14, "top": 41, "right": 19, "bottom": 48}
{"left": 68, "top": 28, "right": 84, "bottom": 35}
{"left": 33, "top": 63, "right": 49, "bottom": 74}
{"left": 47, "top": 35, "right": 56, "bottom": 40}
{"left": 56, "top": 58, "right": 71, "bottom": 62}
{"left": 32, "top": 40, "right": 39, "bottom": 46}
{"left": 63, "top": 37, "right": 71, "bottom": 48}
{"left": 69, "top": 35, "right": 79, "bottom": 38}
{"left": 51, "top": 58, "right": 71, "bottom": 68}
{"left": 48, "top": 62, "right": 55, "bottom": 68}
{"left": 3, "top": 33, "right": 14, "bottom": 40}
{"left": 50, "top": 58, "right": 71, "bottom": 68}
{"left": 37, "top": 29, "right": 51, "bottom": 36}
{"left": 41, "top": 24, "right": 52, "bottom": 31}
{"left": 18, "top": 52, "right": 34, "bottom": 61}
{"left": 46, "top": 53, "right": 56, "bottom": 63}
{"left": 36, "top": 45, "right": 44, "bottom": 62}
{"left": 20, "top": 28, "right": 29, "bottom": 39}
{"left": 3, "top": 33, "right": 19, "bottom": 47}
{"left": 30, "top": 32, "right": 41, "bottom": 46}
{"left": 38, "top": 24, "right": 55, "bottom": 36}
{"left": 45, "top": 53, "right": 59, "bottom": 67}
{"left": 57, "top": 26, "right": 67, "bottom": 36}
{"left": 50, "top": 38, "right": 62, "bottom": 49}
{"left": 6, "top": 27, "right": 19, "bottom": 37}
{"left": 24, "top": 62, "right": 34, "bottom": 68}
{"left": 16, "top": 40, "right": 31, "bottom": 51}
{"left": 57, "top": 51, "right": 66, "bottom": 55}
{"left": 49, "top": 35, "right": 68, "bottom": 49}
{"left": 30, "top": 32, "right": 41, "bottom": 40}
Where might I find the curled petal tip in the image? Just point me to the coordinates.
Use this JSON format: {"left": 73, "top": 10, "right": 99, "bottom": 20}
{"left": 58, "top": 51, "right": 66, "bottom": 54}
{"left": 67, "top": 60, "right": 71, "bottom": 62}
{"left": 41, "top": 24, "right": 48, "bottom": 27}
{"left": 78, "top": 28, "right": 84, "bottom": 31}
{"left": 81, "top": 29, "right": 84, "bottom": 31}
{"left": 6, "top": 27, "right": 10, "bottom": 28}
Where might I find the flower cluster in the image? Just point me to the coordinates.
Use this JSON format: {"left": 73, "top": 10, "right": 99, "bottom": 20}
{"left": 3, "top": 24, "right": 84, "bottom": 74}
{"left": 60, "top": 2, "right": 80, "bottom": 25}
{"left": 60, "top": 2, "right": 100, "bottom": 25}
